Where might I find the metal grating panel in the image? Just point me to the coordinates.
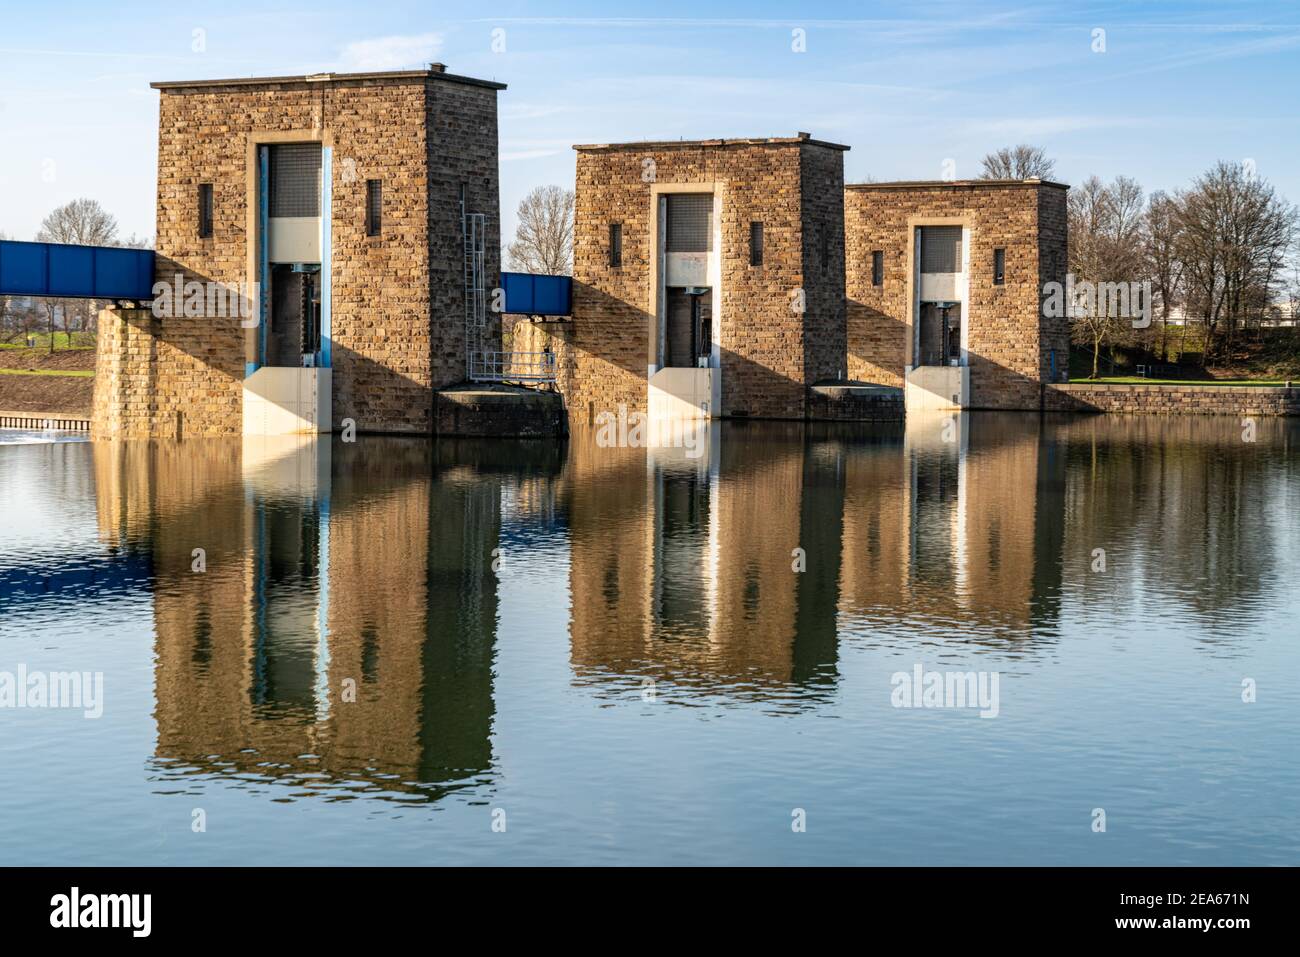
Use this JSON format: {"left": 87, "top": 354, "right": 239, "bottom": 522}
{"left": 270, "top": 144, "right": 322, "bottom": 218}
{"left": 666, "top": 194, "right": 712, "bottom": 252}
{"left": 920, "top": 226, "right": 962, "bottom": 274}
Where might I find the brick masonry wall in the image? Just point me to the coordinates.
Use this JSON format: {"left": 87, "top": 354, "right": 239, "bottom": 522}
{"left": 327, "top": 77, "right": 433, "bottom": 433}
{"left": 551, "top": 139, "right": 845, "bottom": 421}
{"left": 1037, "top": 187, "right": 1070, "bottom": 384}
{"left": 800, "top": 145, "right": 848, "bottom": 388}
{"left": 93, "top": 305, "right": 237, "bottom": 439}
{"left": 94, "top": 73, "right": 500, "bottom": 438}
{"left": 1045, "top": 383, "right": 1300, "bottom": 415}
{"left": 844, "top": 182, "right": 1067, "bottom": 410}
{"left": 426, "top": 79, "right": 502, "bottom": 395}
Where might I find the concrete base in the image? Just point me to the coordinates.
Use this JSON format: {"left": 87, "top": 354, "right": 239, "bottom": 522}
{"left": 435, "top": 383, "right": 566, "bottom": 437}
{"left": 648, "top": 367, "right": 719, "bottom": 420}
{"left": 243, "top": 367, "right": 331, "bottom": 435}
{"left": 809, "top": 381, "right": 904, "bottom": 422}
{"left": 905, "top": 365, "right": 968, "bottom": 412}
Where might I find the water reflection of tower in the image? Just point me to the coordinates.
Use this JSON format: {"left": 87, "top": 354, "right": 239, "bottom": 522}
{"left": 133, "top": 436, "right": 507, "bottom": 803}
{"left": 564, "top": 422, "right": 842, "bottom": 697}
{"left": 851, "top": 412, "right": 1065, "bottom": 639}
{"left": 419, "top": 453, "right": 503, "bottom": 782}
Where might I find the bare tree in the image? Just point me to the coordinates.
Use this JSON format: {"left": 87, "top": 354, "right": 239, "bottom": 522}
{"left": 979, "top": 144, "right": 1056, "bottom": 181}
{"left": 40, "top": 300, "right": 61, "bottom": 354}
{"left": 1068, "top": 175, "right": 1146, "bottom": 377}
{"left": 507, "top": 186, "right": 574, "bottom": 275}
{"left": 34, "top": 199, "right": 126, "bottom": 349}
{"left": 9, "top": 303, "right": 39, "bottom": 346}
{"left": 1285, "top": 256, "right": 1300, "bottom": 343}
{"left": 1175, "top": 162, "right": 1297, "bottom": 360}
{"left": 1143, "top": 191, "right": 1184, "bottom": 361}
{"left": 36, "top": 198, "right": 120, "bottom": 246}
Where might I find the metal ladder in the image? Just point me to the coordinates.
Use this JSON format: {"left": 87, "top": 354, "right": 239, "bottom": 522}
{"left": 462, "top": 200, "right": 556, "bottom": 384}
{"left": 463, "top": 208, "right": 488, "bottom": 379}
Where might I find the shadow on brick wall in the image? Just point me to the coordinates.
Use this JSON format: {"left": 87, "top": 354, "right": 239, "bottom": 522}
{"left": 100, "top": 257, "right": 497, "bottom": 436}
{"left": 847, "top": 297, "right": 1066, "bottom": 410}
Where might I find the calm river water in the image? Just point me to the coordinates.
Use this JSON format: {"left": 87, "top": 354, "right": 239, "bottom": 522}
{"left": 0, "top": 413, "right": 1296, "bottom": 865}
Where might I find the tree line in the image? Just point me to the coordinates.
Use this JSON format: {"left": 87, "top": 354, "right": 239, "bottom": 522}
{"left": 1066, "top": 159, "right": 1296, "bottom": 376}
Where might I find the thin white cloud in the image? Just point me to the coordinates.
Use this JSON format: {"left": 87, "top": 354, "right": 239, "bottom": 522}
{"left": 1075, "top": 31, "right": 1300, "bottom": 86}
{"left": 338, "top": 33, "right": 443, "bottom": 72}
{"left": 961, "top": 116, "right": 1150, "bottom": 137}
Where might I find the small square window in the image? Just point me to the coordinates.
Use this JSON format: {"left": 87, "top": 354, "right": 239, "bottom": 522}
{"left": 994, "top": 248, "right": 1006, "bottom": 285}
{"left": 609, "top": 223, "right": 623, "bottom": 268}
{"left": 871, "top": 250, "right": 883, "bottom": 286}
{"left": 750, "top": 222, "right": 764, "bottom": 266}
{"left": 198, "top": 184, "right": 213, "bottom": 239}
{"left": 366, "top": 180, "right": 382, "bottom": 237}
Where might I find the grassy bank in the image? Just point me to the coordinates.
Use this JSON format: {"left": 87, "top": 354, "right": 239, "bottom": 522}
{"left": 0, "top": 368, "right": 94, "bottom": 378}
{"left": 0, "top": 331, "right": 95, "bottom": 351}
{"left": 1072, "top": 376, "right": 1290, "bottom": 387}
{"left": 0, "top": 345, "right": 95, "bottom": 416}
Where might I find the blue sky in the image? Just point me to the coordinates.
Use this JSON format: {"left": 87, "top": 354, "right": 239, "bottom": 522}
{"left": 1, "top": 0, "right": 1298, "bottom": 246}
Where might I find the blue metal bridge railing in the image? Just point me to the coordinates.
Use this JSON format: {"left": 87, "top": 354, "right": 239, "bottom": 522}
{"left": 0, "top": 239, "right": 154, "bottom": 301}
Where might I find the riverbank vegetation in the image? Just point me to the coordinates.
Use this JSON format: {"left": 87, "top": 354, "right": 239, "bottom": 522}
{"left": 1061, "top": 156, "right": 1298, "bottom": 380}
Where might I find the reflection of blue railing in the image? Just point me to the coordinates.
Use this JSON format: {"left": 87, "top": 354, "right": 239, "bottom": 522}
{"left": 501, "top": 272, "right": 571, "bottom": 316}
{"left": 0, "top": 240, "right": 154, "bottom": 300}
{"left": 0, "top": 551, "right": 153, "bottom": 608}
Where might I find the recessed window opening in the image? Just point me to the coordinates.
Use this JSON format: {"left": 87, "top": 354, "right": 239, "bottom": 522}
{"left": 198, "top": 184, "right": 213, "bottom": 239}
{"left": 609, "top": 223, "right": 623, "bottom": 267}
{"left": 366, "top": 180, "right": 382, "bottom": 236}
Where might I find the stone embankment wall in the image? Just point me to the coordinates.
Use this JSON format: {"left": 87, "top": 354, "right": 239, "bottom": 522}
{"left": 1044, "top": 383, "right": 1300, "bottom": 416}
